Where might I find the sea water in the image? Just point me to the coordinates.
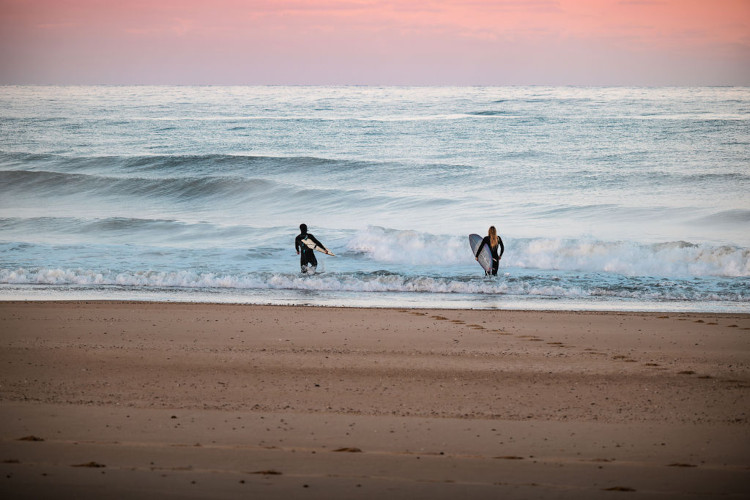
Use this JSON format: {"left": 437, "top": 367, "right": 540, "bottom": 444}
{"left": 0, "top": 86, "right": 748, "bottom": 311}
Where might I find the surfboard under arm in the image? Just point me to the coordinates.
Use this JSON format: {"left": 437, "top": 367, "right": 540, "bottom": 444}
{"left": 469, "top": 234, "right": 493, "bottom": 274}
{"left": 301, "top": 238, "right": 335, "bottom": 256}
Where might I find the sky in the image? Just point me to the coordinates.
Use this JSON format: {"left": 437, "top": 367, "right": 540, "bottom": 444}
{"left": 0, "top": 0, "right": 748, "bottom": 85}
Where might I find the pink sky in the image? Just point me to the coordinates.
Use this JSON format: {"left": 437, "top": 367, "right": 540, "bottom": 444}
{"left": 1, "top": 0, "right": 748, "bottom": 85}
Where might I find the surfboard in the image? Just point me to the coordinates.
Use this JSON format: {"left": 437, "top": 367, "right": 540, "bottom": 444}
{"left": 469, "top": 234, "right": 493, "bottom": 274}
{"left": 301, "top": 236, "right": 335, "bottom": 256}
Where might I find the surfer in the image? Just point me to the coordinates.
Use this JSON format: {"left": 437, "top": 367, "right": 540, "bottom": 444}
{"left": 475, "top": 226, "right": 504, "bottom": 276}
{"left": 295, "top": 224, "right": 329, "bottom": 274}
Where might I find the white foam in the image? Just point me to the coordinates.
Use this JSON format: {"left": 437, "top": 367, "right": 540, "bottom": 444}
{"left": 346, "top": 226, "right": 750, "bottom": 277}
{"left": 0, "top": 267, "right": 575, "bottom": 297}
{"left": 1, "top": 267, "right": 745, "bottom": 303}
{"left": 346, "top": 226, "right": 470, "bottom": 266}
{"left": 511, "top": 239, "right": 750, "bottom": 277}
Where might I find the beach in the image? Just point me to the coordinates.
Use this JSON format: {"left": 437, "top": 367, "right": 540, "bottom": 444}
{"left": 1, "top": 301, "right": 748, "bottom": 498}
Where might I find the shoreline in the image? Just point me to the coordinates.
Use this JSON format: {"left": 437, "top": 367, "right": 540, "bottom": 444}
{"left": 1, "top": 301, "right": 748, "bottom": 498}
{"left": 2, "top": 296, "right": 748, "bottom": 315}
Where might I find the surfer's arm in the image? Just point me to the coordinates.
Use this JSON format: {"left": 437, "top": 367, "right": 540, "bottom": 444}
{"left": 294, "top": 235, "right": 302, "bottom": 254}
{"left": 498, "top": 237, "right": 505, "bottom": 259}
{"left": 475, "top": 236, "right": 489, "bottom": 258}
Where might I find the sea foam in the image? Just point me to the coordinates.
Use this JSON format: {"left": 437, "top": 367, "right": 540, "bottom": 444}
{"left": 347, "top": 226, "right": 749, "bottom": 277}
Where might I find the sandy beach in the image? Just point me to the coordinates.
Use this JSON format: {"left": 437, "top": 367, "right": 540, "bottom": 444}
{"left": 0, "top": 301, "right": 748, "bottom": 498}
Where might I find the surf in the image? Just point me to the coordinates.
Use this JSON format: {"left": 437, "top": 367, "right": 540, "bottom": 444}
{"left": 348, "top": 227, "right": 750, "bottom": 278}
{"left": 1, "top": 85, "right": 748, "bottom": 311}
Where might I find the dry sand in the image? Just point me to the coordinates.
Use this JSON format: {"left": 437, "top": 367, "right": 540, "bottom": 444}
{"left": 0, "top": 301, "right": 748, "bottom": 499}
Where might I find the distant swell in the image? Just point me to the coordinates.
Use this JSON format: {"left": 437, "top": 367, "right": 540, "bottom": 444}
{"left": 0, "top": 216, "right": 278, "bottom": 247}
{"left": 468, "top": 110, "right": 514, "bottom": 116}
{"left": 693, "top": 209, "right": 750, "bottom": 224}
{"left": 0, "top": 160, "right": 459, "bottom": 215}
{"left": 0, "top": 169, "right": 283, "bottom": 203}
{"left": 0, "top": 152, "right": 376, "bottom": 176}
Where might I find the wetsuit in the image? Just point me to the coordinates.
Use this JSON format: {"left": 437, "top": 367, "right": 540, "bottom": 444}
{"left": 295, "top": 232, "right": 326, "bottom": 273}
{"left": 475, "top": 235, "right": 504, "bottom": 276}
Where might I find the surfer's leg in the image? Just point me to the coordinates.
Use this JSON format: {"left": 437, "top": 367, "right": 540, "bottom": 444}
{"left": 309, "top": 252, "right": 318, "bottom": 268}
{"left": 301, "top": 249, "right": 317, "bottom": 273}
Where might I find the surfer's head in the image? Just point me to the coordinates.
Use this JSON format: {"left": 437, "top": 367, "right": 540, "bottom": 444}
{"left": 489, "top": 226, "right": 498, "bottom": 247}
{"left": 299, "top": 224, "right": 308, "bottom": 234}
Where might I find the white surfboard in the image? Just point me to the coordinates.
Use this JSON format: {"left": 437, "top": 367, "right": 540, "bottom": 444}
{"left": 301, "top": 237, "right": 335, "bottom": 256}
{"left": 469, "top": 234, "right": 493, "bottom": 274}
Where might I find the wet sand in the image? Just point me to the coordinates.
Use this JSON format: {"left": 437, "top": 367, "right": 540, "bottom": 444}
{"left": 1, "top": 301, "right": 748, "bottom": 498}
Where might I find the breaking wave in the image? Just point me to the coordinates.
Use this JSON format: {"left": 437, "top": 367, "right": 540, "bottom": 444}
{"left": 1, "top": 267, "right": 745, "bottom": 303}
{"left": 348, "top": 227, "right": 750, "bottom": 277}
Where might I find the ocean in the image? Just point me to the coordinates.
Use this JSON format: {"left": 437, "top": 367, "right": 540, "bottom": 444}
{"left": 0, "top": 86, "right": 748, "bottom": 311}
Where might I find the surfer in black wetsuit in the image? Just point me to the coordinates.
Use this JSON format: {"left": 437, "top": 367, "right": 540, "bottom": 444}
{"left": 295, "top": 224, "right": 328, "bottom": 274}
{"left": 475, "top": 225, "right": 504, "bottom": 276}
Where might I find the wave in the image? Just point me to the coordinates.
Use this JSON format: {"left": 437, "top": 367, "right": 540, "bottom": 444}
{"left": 511, "top": 239, "right": 750, "bottom": 277}
{"left": 0, "top": 158, "right": 465, "bottom": 218}
{"left": 487, "top": 96, "right": 594, "bottom": 105}
{"left": 0, "top": 152, "right": 476, "bottom": 180}
{"left": 3, "top": 152, "right": 747, "bottom": 197}
{"left": 0, "top": 151, "right": 343, "bottom": 175}
{"left": 0, "top": 216, "right": 282, "bottom": 246}
{"left": 348, "top": 227, "right": 750, "bottom": 277}
{"left": 468, "top": 110, "right": 515, "bottom": 116}
{"left": 0, "top": 152, "right": 429, "bottom": 195}
{"left": 692, "top": 209, "right": 750, "bottom": 225}
{"left": 2, "top": 219, "right": 748, "bottom": 279}
{"left": 1, "top": 267, "right": 745, "bottom": 303}
{"left": 0, "top": 169, "right": 282, "bottom": 203}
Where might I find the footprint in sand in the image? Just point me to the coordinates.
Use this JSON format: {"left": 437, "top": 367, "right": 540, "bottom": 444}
{"left": 612, "top": 355, "right": 637, "bottom": 362}
{"left": 17, "top": 436, "right": 44, "bottom": 442}
{"left": 72, "top": 462, "right": 106, "bottom": 468}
